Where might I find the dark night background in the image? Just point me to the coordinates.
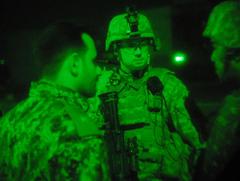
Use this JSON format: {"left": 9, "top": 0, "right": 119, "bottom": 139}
{"left": 1, "top": 0, "right": 239, "bottom": 180}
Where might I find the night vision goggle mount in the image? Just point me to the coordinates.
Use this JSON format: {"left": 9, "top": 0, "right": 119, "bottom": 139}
{"left": 125, "top": 6, "right": 140, "bottom": 37}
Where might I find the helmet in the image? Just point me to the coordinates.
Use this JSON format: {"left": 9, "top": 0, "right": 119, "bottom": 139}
{"left": 106, "top": 11, "right": 159, "bottom": 51}
{"left": 203, "top": 1, "right": 240, "bottom": 48}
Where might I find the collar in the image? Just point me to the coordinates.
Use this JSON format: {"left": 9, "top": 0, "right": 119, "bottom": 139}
{"left": 29, "top": 80, "right": 89, "bottom": 111}
{"left": 118, "top": 69, "right": 147, "bottom": 90}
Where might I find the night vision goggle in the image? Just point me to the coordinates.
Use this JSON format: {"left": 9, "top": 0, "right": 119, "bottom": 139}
{"left": 126, "top": 6, "right": 139, "bottom": 36}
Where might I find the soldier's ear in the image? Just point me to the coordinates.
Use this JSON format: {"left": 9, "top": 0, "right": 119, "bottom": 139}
{"left": 69, "top": 52, "right": 82, "bottom": 77}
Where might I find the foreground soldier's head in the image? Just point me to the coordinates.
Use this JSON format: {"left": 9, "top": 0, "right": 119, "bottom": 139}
{"left": 106, "top": 8, "right": 159, "bottom": 74}
{"left": 203, "top": 1, "right": 240, "bottom": 80}
{"left": 34, "top": 22, "right": 100, "bottom": 97}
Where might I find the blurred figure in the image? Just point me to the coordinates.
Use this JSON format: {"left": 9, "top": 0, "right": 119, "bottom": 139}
{"left": 202, "top": 1, "right": 240, "bottom": 180}
{"left": 0, "top": 22, "right": 109, "bottom": 180}
{"left": 97, "top": 8, "right": 204, "bottom": 181}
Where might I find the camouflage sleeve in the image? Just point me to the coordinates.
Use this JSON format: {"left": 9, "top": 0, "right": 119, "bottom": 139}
{"left": 47, "top": 126, "right": 108, "bottom": 181}
{"left": 46, "top": 106, "right": 109, "bottom": 181}
{"left": 0, "top": 99, "right": 108, "bottom": 181}
{"left": 163, "top": 73, "right": 202, "bottom": 149}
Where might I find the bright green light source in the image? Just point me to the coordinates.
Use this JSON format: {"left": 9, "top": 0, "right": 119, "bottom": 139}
{"left": 172, "top": 52, "right": 187, "bottom": 65}
{"left": 175, "top": 56, "right": 185, "bottom": 62}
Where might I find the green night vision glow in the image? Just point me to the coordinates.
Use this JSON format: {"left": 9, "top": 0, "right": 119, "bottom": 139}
{"left": 172, "top": 52, "right": 187, "bottom": 65}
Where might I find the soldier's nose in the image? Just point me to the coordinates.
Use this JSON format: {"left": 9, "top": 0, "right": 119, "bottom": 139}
{"left": 134, "top": 47, "right": 142, "bottom": 58}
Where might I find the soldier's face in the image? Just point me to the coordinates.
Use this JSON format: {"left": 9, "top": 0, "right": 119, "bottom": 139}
{"left": 78, "top": 34, "right": 100, "bottom": 97}
{"left": 210, "top": 39, "right": 240, "bottom": 80}
{"left": 118, "top": 40, "right": 150, "bottom": 72}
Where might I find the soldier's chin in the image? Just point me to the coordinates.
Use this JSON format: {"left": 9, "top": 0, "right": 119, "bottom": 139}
{"left": 131, "top": 63, "right": 148, "bottom": 71}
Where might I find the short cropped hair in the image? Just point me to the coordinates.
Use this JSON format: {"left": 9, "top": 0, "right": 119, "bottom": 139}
{"left": 33, "top": 22, "right": 89, "bottom": 78}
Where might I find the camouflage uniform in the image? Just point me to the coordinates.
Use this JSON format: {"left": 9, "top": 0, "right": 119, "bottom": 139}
{"left": 202, "top": 1, "right": 240, "bottom": 179}
{"left": 0, "top": 80, "right": 109, "bottom": 181}
{"left": 97, "top": 10, "right": 203, "bottom": 181}
{"left": 97, "top": 67, "right": 202, "bottom": 181}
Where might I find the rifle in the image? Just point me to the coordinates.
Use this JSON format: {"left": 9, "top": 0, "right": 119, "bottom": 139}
{"left": 99, "top": 92, "right": 148, "bottom": 181}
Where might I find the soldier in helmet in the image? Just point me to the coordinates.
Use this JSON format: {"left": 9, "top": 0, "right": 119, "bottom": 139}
{"left": 97, "top": 8, "right": 204, "bottom": 181}
{"left": 202, "top": 1, "right": 240, "bottom": 180}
